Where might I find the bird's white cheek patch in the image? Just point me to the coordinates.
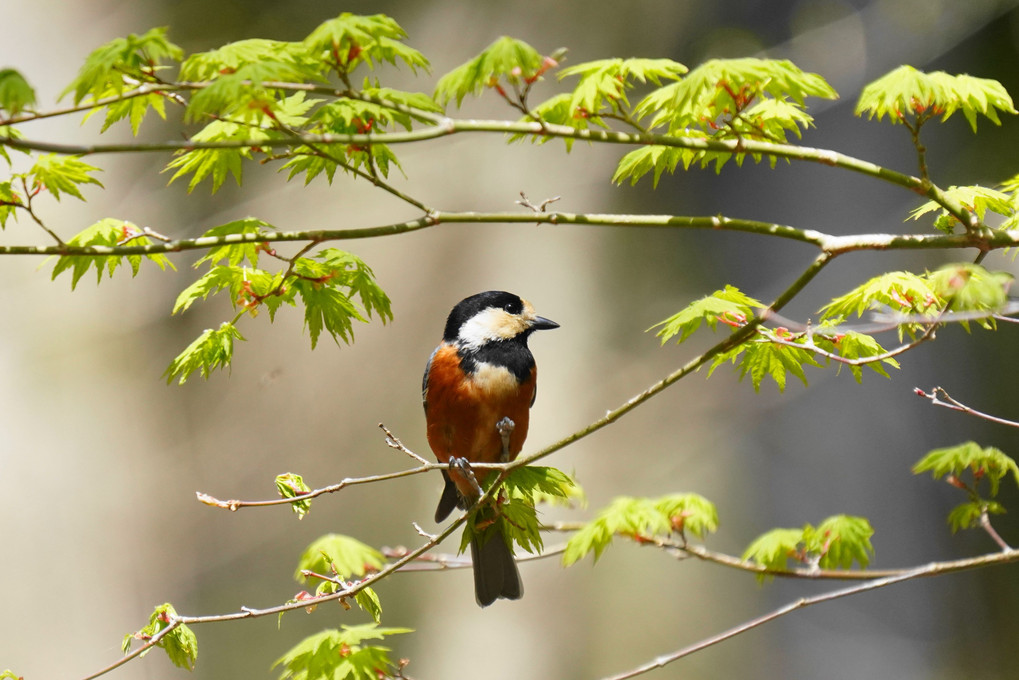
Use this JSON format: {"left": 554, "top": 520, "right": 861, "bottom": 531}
{"left": 457, "top": 308, "right": 527, "bottom": 349}
{"left": 470, "top": 361, "right": 519, "bottom": 395}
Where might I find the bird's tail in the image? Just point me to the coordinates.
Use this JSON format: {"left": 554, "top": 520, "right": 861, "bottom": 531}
{"left": 471, "top": 527, "right": 523, "bottom": 607}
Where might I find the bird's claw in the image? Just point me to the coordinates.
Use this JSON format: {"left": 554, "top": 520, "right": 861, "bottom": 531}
{"left": 496, "top": 417, "right": 515, "bottom": 462}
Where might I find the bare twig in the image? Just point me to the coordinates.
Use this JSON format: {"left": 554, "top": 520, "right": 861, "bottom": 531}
{"left": 517, "top": 191, "right": 561, "bottom": 213}
{"left": 979, "top": 511, "right": 1013, "bottom": 552}
{"left": 380, "top": 423, "right": 430, "bottom": 464}
{"left": 600, "top": 567, "right": 933, "bottom": 680}
{"left": 915, "top": 386, "right": 1019, "bottom": 429}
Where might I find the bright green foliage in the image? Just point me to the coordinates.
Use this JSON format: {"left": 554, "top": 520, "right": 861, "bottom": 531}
{"left": 914, "top": 442, "right": 1019, "bottom": 534}
{"left": 0, "top": 69, "right": 36, "bottom": 116}
{"left": 165, "top": 119, "right": 272, "bottom": 192}
{"left": 63, "top": 26, "right": 179, "bottom": 134}
{"left": 821, "top": 270, "right": 940, "bottom": 321}
{"left": 291, "top": 532, "right": 386, "bottom": 621}
{"left": 49, "top": 218, "right": 175, "bottom": 289}
{"left": 172, "top": 265, "right": 270, "bottom": 315}
{"left": 0, "top": 180, "right": 19, "bottom": 228}
{"left": 354, "top": 588, "right": 383, "bottom": 625}
{"left": 502, "top": 465, "right": 580, "bottom": 503}
{"left": 302, "top": 13, "right": 429, "bottom": 74}
{"left": 652, "top": 285, "right": 762, "bottom": 344}
{"left": 946, "top": 500, "right": 1006, "bottom": 535}
{"left": 171, "top": 236, "right": 390, "bottom": 380}
{"left": 559, "top": 58, "right": 688, "bottom": 114}
{"left": 563, "top": 493, "right": 718, "bottom": 566}
{"left": 164, "top": 322, "right": 245, "bottom": 384}
{"left": 817, "top": 262, "right": 1010, "bottom": 343}
{"left": 1003, "top": 171, "right": 1019, "bottom": 195}
{"left": 913, "top": 441, "right": 1019, "bottom": 498}
{"left": 740, "top": 528, "right": 804, "bottom": 575}
{"left": 816, "top": 330, "right": 899, "bottom": 382}
{"left": 30, "top": 154, "right": 103, "bottom": 201}
{"left": 856, "top": 65, "right": 1016, "bottom": 131}
{"left": 710, "top": 338, "right": 822, "bottom": 392}
{"left": 97, "top": 90, "right": 168, "bottom": 135}
{"left": 507, "top": 465, "right": 586, "bottom": 508}
{"left": 273, "top": 625, "right": 412, "bottom": 680}
{"left": 611, "top": 58, "right": 837, "bottom": 181}
{"left": 163, "top": 14, "right": 432, "bottom": 193}
{"left": 526, "top": 58, "right": 686, "bottom": 146}
{"left": 0, "top": 126, "right": 27, "bottom": 165}
{"left": 461, "top": 466, "right": 580, "bottom": 556}
{"left": 809, "top": 515, "right": 875, "bottom": 570}
{"left": 279, "top": 94, "right": 417, "bottom": 184}
{"left": 185, "top": 64, "right": 317, "bottom": 124}
{"left": 910, "top": 185, "right": 1015, "bottom": 234}
{"left": 179, "top": 38, "right": 319, "bottom": 82}
{"left": 612, "top": 145, "right": 698, "bottom": 187}
{"left": 62, "top": 27, "right": 183, "bottom": 105}
{"left": 122, "top": 603, "right": 198, "bottom": 671}
{"left": 927, "top": 263, "right": 1012, "bottom": 326}
{"left": 291, "top": 249, "right": 393, "bottom": 348}
{"left": 295, "top": 534, "right": 385, "bottom": 583}
{"left": 635, "top": 58, "right": 837, "bottom": 132}
{"left": 742, "top": 515, "right": 874, "bottom": 580}
{"left": 435, "top": 36, "right": 551, "bottom": 106}
{"left": 194, "top": 218, "right": 274, "bottom": 268}
{"left": 276, "top": 473, "right": 313, "bottom": 519}
{"left": 0, "top": 670, "right": 20, "bottom": 680}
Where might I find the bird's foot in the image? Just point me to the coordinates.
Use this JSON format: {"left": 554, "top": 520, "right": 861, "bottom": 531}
{"left": 496, "top": 417, "right": 515, "bottom": 462}
{"left": 449, "top": 456, "right": 484, "bottom": 499}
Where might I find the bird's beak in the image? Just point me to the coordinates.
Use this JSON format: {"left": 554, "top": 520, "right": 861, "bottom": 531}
{"left": 531, "top": 315, "right": 559, "bottom": 331}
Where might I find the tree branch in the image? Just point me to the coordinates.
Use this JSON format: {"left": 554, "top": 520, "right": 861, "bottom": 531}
{"left": 1, "top": 116, "right": 975, "bottom": 224}
{"left": 599, "top": 566, "right": 933, "bottom": 680}
{"left": 915, "top": 386, "right": 1019, "bottom": 429}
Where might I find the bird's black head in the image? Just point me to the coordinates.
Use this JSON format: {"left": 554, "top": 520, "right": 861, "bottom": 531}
{"left": 442, "top": 291, "right": 558, "bottom": 347}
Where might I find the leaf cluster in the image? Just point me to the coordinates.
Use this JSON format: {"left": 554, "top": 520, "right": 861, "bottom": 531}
{"left": 49, "top": 218, "right": 175, "bottom": 288}
{"left": 913, "top": 441, "right": 1019, "bottom": 533}
{"left": 435, "top": 36, "right": 553, "bottom": 107}
{"left": 122, "top": 603, "right": 198, "bottom": 671}
{"left": 856, "top": 65, "right": 1017, "bottom": 131}
{"left": 167, "top": 219, "right": 391, "bottom": 382}
{"left": 742, "top": 515, "right": 875, "bottom": 580}
{"left": 272, "top": 625, "right": 412, "bottom": 680}
{"left": 563, "top": 493, "right": 718, "bottom": 566}
{"left": 295, "top": 533, "right": 385, "bottom": 583}
{"left": 62, "top": 14, "right": 437, "bottom": 193}
{"left": 292, "top": 533, "right": 386, "bottom": 621}
{"left": 276, "top": 472, "right": 313, "bottom": 519}
{"left": 610, "top": 58, "right": 838, "bottom": 182}
{"left": 1, "top": 154, "right": 105, "bottom": 228}
{"left": 910, "top": 185, "right": 1016, "bottom": 234}
{"left": 461, "top": 466, "right": 580, "bottom": 556}
{"left": 658, "top": 261, "right": 1014, "bottom": 392}
{"left": 0, "top": 69, "right": 36, "bottom": 117}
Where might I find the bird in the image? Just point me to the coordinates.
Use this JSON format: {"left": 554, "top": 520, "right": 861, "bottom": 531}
{"left": 422, "top": 291, "right": 559, "bottom": 606}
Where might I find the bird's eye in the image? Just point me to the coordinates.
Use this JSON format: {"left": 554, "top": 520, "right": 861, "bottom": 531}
{"left": 503, "top": 301, "right": 521, "bottom": 314}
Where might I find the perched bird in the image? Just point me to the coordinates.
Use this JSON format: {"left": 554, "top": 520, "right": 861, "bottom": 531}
{"left": 422, "top": 291, "right": 559, "bottom": 606}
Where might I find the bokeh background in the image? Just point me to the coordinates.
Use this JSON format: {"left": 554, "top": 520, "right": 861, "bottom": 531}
{"left": 3, "top": 0, "right": 1019, "bottom": 678}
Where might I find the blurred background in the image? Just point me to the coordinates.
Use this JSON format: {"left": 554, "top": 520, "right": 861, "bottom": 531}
{"left": 3, "top": 0, "right": 1019, "bottom": 678}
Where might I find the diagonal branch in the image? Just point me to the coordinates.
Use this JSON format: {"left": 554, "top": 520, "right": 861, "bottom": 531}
{"left": 599, "top": 566, "right": 933, "bottom": 680}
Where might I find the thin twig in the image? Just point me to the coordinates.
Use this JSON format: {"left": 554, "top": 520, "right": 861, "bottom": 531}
{"left": 979, "top": 511, "right": 1013, "bottom": 551}
{"left": 600, "top": 567, "right": 934, "bottom": 680}
{"left": 380, "top": 423, "right": 430, "bottom": 464}
{"left": 81, "top": 620, "right": 182, "bottom": 680}
{"left": 915, "top": 386, "right": 1019, "bottom": 429}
